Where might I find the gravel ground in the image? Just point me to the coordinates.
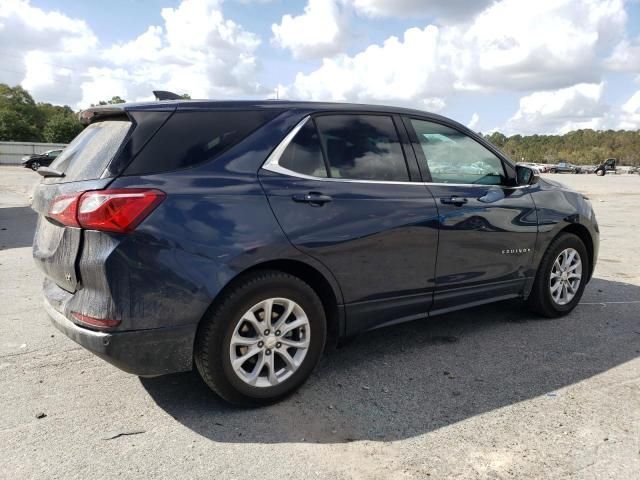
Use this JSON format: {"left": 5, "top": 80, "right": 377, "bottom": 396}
{"left": 1, "top": 166, "right": 639, "bottom": 480}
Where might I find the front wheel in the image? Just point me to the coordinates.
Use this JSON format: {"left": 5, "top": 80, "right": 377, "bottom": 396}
{"left": 30, "top": 161, "right": 41, "bottom": 171}
{"left": 596, "top": 169, "right": 605, "bottom": 176}
{"left": 194, "top": 271, "right": 326, "bottom": 406}
{"left": 528, "top": 233, "right": 589, "bottom": 317}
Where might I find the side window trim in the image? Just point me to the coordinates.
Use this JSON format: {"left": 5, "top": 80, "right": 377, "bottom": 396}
{"left": 392, "top": 114, "right": 422, "bottom": 182}
{"left": 262, "top": 115, "right": 312, "bottom": 176}
{"left": 401, "top": 115, "right": 432, "bottom": 183}
{"left": 263, "top": 112, "right": 419, "bottom": 185}
{"left": 403, "top": 115, "right": 516, "bottom": 187}
{"left": 311, "top": 116, "right": 332, "bottom": 178}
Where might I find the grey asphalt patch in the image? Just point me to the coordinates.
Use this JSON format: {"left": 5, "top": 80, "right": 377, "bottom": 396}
{"left": 1, "top": 167, "right": 638, "bottom": 479}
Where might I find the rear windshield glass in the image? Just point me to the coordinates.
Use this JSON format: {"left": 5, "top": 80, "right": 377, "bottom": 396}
{"left": 124, "top": 110, "right": 281, "bottom": 175}
{"left": 48, "top": 120, "right": 131, "bottom": 182}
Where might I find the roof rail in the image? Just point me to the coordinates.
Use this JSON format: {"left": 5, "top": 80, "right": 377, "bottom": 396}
{"left": 153, "top": 90, "right": 183, "bottom": 101}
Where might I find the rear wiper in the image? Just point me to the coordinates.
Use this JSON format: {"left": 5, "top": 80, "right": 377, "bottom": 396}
{"left": 37, "top": 167, "right": 65, "bottom": 178}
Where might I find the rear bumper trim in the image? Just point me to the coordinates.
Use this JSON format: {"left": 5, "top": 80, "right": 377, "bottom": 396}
{"left": 44, "top": 298, "right": 196, "bottom": 377}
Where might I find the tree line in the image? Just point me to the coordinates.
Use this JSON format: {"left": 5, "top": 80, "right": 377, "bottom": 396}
{"left": 485, "top": 130, "right": 640, "bottom": 166}
{"left": 0, "top": 84, "right": 135, "bottom": 144}
{"left": 1, "top": 83, "right": 639, "bottom": 165}
{"left": 0, "top": 84, "right": 190, "bottom": 145}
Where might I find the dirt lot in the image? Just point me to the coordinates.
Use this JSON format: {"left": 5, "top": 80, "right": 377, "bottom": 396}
{"left": 1, "top": 166, "right": 639, "bottom": 479}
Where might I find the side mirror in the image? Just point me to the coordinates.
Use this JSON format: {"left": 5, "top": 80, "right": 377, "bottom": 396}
{"left": 516, "top": 165, "right": 540, "bottom": 186}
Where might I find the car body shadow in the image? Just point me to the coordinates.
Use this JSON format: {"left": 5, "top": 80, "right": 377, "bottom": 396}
{"left": 140, "top": 277, "right": 640, "bottom": 444}
{"left": 0, "top": 206, "right": 36, "bottom": 250}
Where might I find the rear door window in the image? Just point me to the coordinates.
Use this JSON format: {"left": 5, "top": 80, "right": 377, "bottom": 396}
{"left": 48, "top": 120, "right": 131, "bottom": 182}
{"left": 314, "top": 115, "right": 409, "bottom": 182}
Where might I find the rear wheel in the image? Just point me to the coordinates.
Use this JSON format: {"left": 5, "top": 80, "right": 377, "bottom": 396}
{"left": 528, "top": 233, "right": 589, "bottom": 317}
{"left": 194, "top": 270, "right": 326, "bottom": 406}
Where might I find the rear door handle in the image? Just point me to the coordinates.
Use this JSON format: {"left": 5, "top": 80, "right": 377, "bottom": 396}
{"left": 441, "top": 196, "right": 468, "bottom": 206}
{"left": 292, "top": 192, "right": 333, "bottom": 206}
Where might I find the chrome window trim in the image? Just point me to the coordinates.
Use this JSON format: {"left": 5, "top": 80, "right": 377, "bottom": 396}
{"left": 261, "top": 115, "right": 529, "bottom": 189}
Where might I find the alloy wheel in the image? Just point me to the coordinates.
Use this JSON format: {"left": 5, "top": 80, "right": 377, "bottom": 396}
{"left": 549, "top": 247, "right": 582, "bottom": 305}
{"left": 229, "top": 298, "right": 310, "bottom": 388}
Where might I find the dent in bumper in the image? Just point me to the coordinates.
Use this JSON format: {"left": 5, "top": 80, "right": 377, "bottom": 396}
{"left": 44, "top": 298, "right": 196, "bottom": 377}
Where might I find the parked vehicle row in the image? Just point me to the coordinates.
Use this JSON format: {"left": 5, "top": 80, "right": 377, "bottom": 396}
{"left": 518, "top": 159, "right": 621, "bottom": 176}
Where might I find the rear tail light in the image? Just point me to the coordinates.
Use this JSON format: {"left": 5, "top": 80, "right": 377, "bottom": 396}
{"left": 78, "top": 189, "right": 165, "bottom": 233}
{"left": 48, "top": 188, "right": 165, "bottom": 233}
{"left": 72, "top": 312, "right": 121, "bottom": 329}
{"left": 49, "top": 193, "right": 81, "bottom": 227}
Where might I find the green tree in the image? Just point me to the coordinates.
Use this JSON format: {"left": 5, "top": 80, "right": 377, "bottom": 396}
{"left": 43, "top": 114, "right": 84, "bottom": 143}
{"left": 0, "top": 109, "right": 40, "bottom": 141}
{"left": 486, "top": 132, "right": 507, "bottom": 148}
{"left": 0, "top": 84, "right": 44, "bottom": 139}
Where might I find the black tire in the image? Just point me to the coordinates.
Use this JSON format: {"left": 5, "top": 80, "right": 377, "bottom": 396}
{"left": 194, "top": 270, "right": 326, "bottom": 406}
{"left": 528, "top": 233, "right": 589, "bottom": 318}
{"left": 596, "top": 169, "right": 605, "bottom": 176}
{"left": 30, "top": 161, "right": 40, "bottom": 171}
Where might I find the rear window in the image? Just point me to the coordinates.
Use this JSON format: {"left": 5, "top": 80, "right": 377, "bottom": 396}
{"left": 124, "top": 110, "right": 281, "bottom": 175}
{"left": 314, "top": 114, "right": 409, "bottom": 181}
{"left": 48, "top": 120, "right": 131, "bottom": 182}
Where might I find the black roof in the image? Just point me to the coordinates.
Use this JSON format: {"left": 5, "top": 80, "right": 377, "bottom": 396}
{"left": 81, "top": 98, "right": 461, "bottom": 127}
{"left": 87, "top": 98, "right": 435, "bottom": 114}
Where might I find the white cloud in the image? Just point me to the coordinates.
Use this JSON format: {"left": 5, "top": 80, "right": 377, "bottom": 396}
{"left": 271, "top": 0, "right": 347, "bottom": 59}
{"left": 287, "top": 0, "right": 627, "bottom": 109}
{"left": 619, "top": 90, "right": 640, "bottom": 129}
{"left": 289, "top": 26, "right": 456, "bottom": 104}
{"left": 467, "top": 112, "right": 480, "bottom": 130}
{"left": 504, "top": 83, "right": 610, "bottom": 134}
{"left": 0, "top": 0, "right": 97, "bottom": 105}
{"left": 455, "top": 0, "right": 625, "bottom": 91}
{"left": 605, "top": 36, "right": 640, "bottom": 71}
{"left": 423, "top": 97, "right": 446, "bottom": 112}
{"left": 349, "top": 0, "right": 493, "bottom": 20}
{"left": 87, "top": 0, "right": 263, "bottom": 106}
{"left": 0, "top": 0, "right": 264, "bottom": 108}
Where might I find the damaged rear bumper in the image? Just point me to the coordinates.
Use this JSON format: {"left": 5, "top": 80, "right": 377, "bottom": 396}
{"left": 44, "top": 297, "right": 196, "bottom": 377}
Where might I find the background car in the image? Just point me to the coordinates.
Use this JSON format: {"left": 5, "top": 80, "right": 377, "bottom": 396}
{"left": 517, "top": 162, "right": 541, "bottom": 173}
{"left": 593, "top": 158, "right": 617, "bottom": 176}
{"left": 549, "top": 162, "right": 583, "bottom": 174}
{"left": 21, "top": 149, "right": 63, "bottom": 170}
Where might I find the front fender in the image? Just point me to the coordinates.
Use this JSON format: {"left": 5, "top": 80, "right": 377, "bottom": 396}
{"left": 525, "top": 181, "right": 599, "bottom": 295}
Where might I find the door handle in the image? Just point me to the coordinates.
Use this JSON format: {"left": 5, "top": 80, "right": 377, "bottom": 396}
{"left": 441, "top": 196, "right": 468, "bottom": 206}
{"left": 292, "top": 192, "right": 333, "bottom": 206}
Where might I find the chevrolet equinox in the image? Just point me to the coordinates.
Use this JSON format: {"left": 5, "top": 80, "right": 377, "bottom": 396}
{"left": 32, "top": 100, "right": 599, "bottom": 405}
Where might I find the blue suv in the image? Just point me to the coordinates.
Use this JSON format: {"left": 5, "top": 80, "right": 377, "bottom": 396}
{"left": 32, "top": 100, "right": 599, "bottom": 405}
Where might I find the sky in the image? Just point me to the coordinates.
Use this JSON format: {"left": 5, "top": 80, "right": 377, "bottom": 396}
{"left": 1, "top": 0, "right": 640, "bottom": 135}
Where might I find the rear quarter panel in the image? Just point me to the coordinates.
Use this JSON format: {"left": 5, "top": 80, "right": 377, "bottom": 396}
{"left": 88, "top": 109, "right": 343, "bottom": 331}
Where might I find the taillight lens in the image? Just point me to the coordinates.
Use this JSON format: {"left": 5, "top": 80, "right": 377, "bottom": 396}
{"left": 78, "top": 189, "right": 165, "bottom": 233}
{"left": 49, "top": 193, "right": 81, "bottom": 227}
{"left": 48, "top": 189, "right": 165, "bottom": 233}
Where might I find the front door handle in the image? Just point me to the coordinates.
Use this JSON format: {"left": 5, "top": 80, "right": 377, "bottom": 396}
{"left": 441, "top": 196, "right": 468, "bottom": 206}
{"left": 292, "top": 192, "right": 333, "bottom": 206}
